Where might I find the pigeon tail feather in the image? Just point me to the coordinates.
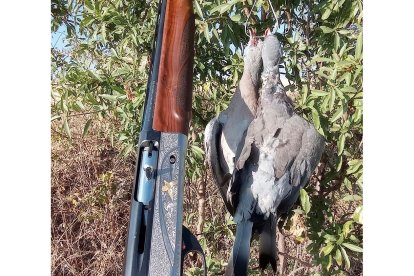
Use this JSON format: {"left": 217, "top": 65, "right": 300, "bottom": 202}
{"left": 259, "top": 215, "right": 277, "bottom": 272}
{"left": 225, "top": 219, "right": 254, "bottom": 276}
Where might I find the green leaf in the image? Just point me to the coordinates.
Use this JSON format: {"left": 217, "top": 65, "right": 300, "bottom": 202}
{"left": 190, "top": 145, "right": 205, "bottom": 159}
{"left": 335, "top": 87, "right": 344, "bottom": 99}
{"left": 99, "top": 94, "right": 118, "bottom": 102}
{"left": 88, "top": 70, "right": 103, "bottom": 82}
{"left": 82, "top": 119, "right": 92, "bottom": 138}
{"left": 335, "top": 155, "right": 343, "bottom": 172}
{"left": 342, "top": 194, "right": 362, "bottom": 202}
{"left": 342, "top": 243, "right": 363, "bottom": 253}
{"left": 76, "top": 101, "right": 85, "bottom": 111}
{"left": 194, "top": 0, "right": 204, "bottom": 19}
{"left": 349, "top": 234, "right": 360, "bottom": 243}
{"left": 84, "top": 0, "right": 93, "bottom": 11}
{"left": 301, "top": 85, "right": 309, "bottom": 105}
{"left": 353, "top": 205, "right": 363, "bottom": 224}
{"left": 112, "top": 86, "right": 125, "bottom": 94}
{"left": 337, "top": 133, "right": 346, "bottom": 155}
{"left": 329, "top": 89, "right": 336, "bottom": 111}
{"left": 355, "top": 31, "right": 362, "bottom": 60}
{"left": 322, "top": 5, "right": 333, "bottom": 20}
{"left": 339, "top": 43, "right": 348, "bottom": 57}
{"left": 230, "top": 14, "right": 241, "bottom": 22}
{"left": 112, "top": 66, "right": 130, "bottom": 77}
{"left": 348, "top": 159, "right": 362, "bottom": 166}
{"left": 342, "top": 86, "right": 357, "bottom": 93}
{"left": 110, "top": 48, "right": 118, "bottom": 58}
{"left": 80, "top": 17, "right": 95, "bottom": 29}
{"left": 337, "top": 60, "right": 353, "bottom": 69}
{"left": 327, "top": 254, "right": 333, "bottom": 270}
{"left": 62, "top": 96, "right": 68, "bottom": 112}
{"left": 320, "top": 26, "right": 334, "bottom": 33}
{"left": 311, "top": 89, "right": 329, "bottom": 97}
{"left": 336, "top": 234, "right": 344, "bottom": 245}
{"left": 331, "top": 68, "right": 337, "bottom": 80}
{"left": 203, "top": 23, "right": 210, "bottom": 43}
{"left": 340, "top": 246, "right": 351, "bottom": 269}
{"left": 119, "top": 134, "right": 128, "bottom": 141}
{"left": 311, "top": 108, "right": 321, "bottom": 129}
{"left": 344, "top": 177, "right": 352, "bottom": 192}
{"left": 330, "top": 107, "right": 343, "bottom": 122}
{"left": 220, "top": 4, "right": 233, "bottom": 14}
{"left": 51, "top": 115, "right": 61, "bottom": 121}
{"left": 316, "top": 70, "right": 330, "bottom": 80}
{"left": 101, "top": 23, "right": 107, "bottom": 43}
{"left": 335, "top": 248, "right": 343, "bottom": 266}
{"left": 299, "top": 188, "right": 311, "bottom": 214}
{"left": 338, "top": 29, "right": 350, "bottom": 35}
{"left": 63, "top": 118, "right": 71, "bottom": 139}
{"left": 332, "top": 51, "right": 340, "bottom": 62}
{"left": 321, "top": 243, "right": 335, "bottom": 256}
{"left": 324, "top": 234, "right": 337, "bottom": 242}
{"left": 334, "top": 32, "right": 340, "bottom": 51}
{"left": 210, "top": 3, "right": 233, "bottom": 14}
{"left": 312, "top": 57, "right": 334, "bottom": 63}
{"left": 342, "top": 221, "right": 353, "bottom": 237}
{"left": 347, "top": 159, "right": 363, "bottom": 174}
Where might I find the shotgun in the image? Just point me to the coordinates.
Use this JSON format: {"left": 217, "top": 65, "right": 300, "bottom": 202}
{"left": 123, "top": 0, "right": 206, "bottom": 275}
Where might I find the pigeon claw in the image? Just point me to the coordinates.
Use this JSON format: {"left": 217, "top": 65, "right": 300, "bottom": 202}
{"left": 248, "top": 28, "right": 258, "bottom": 46}
{"left": 226, "top": 189, "right": 236, "bottom": 212}
{"left": 264, "top": 27, "right": 272, "bottom": 37}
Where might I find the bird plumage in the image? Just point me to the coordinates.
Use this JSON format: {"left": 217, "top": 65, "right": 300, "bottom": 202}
{"left": 225, "top": 32, "right": 325, "bottom": 275}
{"left": 219, "top": 36, "right": 263, "bottom": 175}
{"left": 204, "top": 30, "right": 263, "bottom": 215}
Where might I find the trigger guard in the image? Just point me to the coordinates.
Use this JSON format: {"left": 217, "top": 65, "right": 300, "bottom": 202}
{"left": 181, "top": 226, "right": 207, "bottom": 276}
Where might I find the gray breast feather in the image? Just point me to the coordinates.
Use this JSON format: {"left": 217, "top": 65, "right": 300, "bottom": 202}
{"left": 233, "top": 100, "right": 325, "bottom": 218}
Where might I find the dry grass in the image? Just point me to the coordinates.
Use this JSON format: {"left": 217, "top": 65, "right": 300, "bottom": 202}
{"left": 51, "top": 117, "right": 361, "bottom": 275}
{"left": 52, "top": 117, "right": 135, "bottom": 275}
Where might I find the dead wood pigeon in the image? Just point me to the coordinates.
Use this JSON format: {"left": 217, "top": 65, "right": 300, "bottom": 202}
{"left": 225, "top": 30, "right": 325, "bottom": 276}
{"left": 204, "top": 30, "right": 263, "bottom": 214}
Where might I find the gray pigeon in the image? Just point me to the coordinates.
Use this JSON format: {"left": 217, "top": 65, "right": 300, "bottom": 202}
{"left": 225, "top": 30, "right": 325, "bottom": 276}
{"left": 204, "top": 30, "right": 263, "bottom": 214}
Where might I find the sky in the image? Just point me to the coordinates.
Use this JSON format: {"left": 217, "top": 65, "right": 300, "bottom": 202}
{"left": 51, "top": 25, "right": 69, "bottom": 50}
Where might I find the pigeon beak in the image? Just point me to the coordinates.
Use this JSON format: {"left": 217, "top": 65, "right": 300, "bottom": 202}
{"left": 264, "top": 27, "right": 272, "bottom": 37}
{"left": 248, "top": 28, "right": 257, "bottom": 46}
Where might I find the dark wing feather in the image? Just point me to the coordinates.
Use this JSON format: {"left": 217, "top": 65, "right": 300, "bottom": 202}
{"left": 204, "top": 117, "right": 233, "bottom": 211}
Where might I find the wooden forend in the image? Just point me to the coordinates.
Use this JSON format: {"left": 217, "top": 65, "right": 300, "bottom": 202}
{"left": 152, "top": 0, "right": 195, "bottom": 135}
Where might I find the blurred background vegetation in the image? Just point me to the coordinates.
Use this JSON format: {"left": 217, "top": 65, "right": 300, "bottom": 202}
{"left": 51, "top": 0, "right": 362, "bottom": 275}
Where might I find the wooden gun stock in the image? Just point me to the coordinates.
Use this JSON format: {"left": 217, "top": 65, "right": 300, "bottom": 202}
{"left": 153, "top": 0, "right": 195, "bottom": 135}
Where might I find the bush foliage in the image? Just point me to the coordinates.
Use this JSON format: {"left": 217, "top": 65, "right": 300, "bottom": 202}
{"left": 52, "top": 0, "right": 362, "bottom": 274}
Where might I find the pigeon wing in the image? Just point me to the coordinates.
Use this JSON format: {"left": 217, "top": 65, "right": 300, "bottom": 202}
{"left": 204, "top": 116, "right": 233, "bottom": 211}
{"left": 278, "top": 119, "right": 325, "bottom": 213}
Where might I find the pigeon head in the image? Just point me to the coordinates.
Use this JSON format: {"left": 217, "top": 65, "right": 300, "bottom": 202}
{"left": 243, "top": 29, "right": 263, "bottom": 86}
{"left": 262, "top": 28, "right": 282, "bottom": 72}
{"left": 259, "top": 28, "right": 284, "bottom": 97}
